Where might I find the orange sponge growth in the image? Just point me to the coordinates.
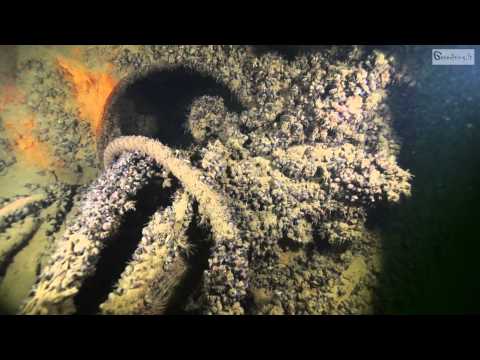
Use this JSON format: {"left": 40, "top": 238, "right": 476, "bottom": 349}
{"left": 3, "top": 115, "right": 64, "bottom": 169}
{"left": 57, "top": 57, "right": 118, "bottom": 137}
{"left": 1, "top": 82, "right": 59, "bottom": 170}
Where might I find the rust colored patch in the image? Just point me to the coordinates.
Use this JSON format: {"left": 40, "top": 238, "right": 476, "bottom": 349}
{"left": 0, "top": 82, "right": 26, "bottom": 113}
{"left": 3, "top": 115, "right": 64, "bottom": 170}
{"left": 70, "top": 47, "right": 83, "bottom": 59}
{"left": 56, "top": 56, "right": 118, "bottom": 137}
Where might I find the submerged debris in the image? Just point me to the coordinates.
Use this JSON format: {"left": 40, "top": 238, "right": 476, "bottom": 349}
{"left": 3, "top": 46, "right": 413, "bottom": 315}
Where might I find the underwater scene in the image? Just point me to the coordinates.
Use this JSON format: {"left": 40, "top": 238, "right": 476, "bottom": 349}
{"left": 0, "top": 45, "right": 478, "bottom": 315}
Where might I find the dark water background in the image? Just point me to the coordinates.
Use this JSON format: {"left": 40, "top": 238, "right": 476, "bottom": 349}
{"left": 373, "top": 46, "right": 480, "bottom": 313}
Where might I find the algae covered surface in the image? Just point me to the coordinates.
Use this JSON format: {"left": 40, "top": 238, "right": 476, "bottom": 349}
{"left": 0, "top": 45, "right": 479, "bottom": 314}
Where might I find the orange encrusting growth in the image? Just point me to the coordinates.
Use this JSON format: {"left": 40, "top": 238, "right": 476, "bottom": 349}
{"left": 3, "top": 115, "right": 64, "bottom": 169}
{"left": 56, "top": 57, "right": 118, "bottom": 137}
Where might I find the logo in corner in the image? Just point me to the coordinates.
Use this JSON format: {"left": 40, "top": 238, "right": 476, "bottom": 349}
{"left": 432, "top": 49, "right": 475, "bottom": 65}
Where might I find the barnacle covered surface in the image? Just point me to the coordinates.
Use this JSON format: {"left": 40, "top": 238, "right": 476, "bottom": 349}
{"left": 21, "top": 152, "right": 156, "bottom": 314}
{"left": 100, "top": 189, "right": 193, "bottom": 315}
{"left": 0, "top": 45, "right": 414, "bottom": 314}
{"left": 104, "top": 46, "right": 412, "bottom": 245}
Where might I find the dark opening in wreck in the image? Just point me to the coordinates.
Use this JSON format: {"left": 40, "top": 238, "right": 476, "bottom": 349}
{"left": 98, "top": 66, "right": 244, "bottom": 160}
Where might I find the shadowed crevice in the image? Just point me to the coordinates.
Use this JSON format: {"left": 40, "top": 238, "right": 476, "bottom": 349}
{"left": 106, "top": 66, "right": 245, "bottom": 149}
{"left": 73, "top": 177, "right": 179, "bottom": 314}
